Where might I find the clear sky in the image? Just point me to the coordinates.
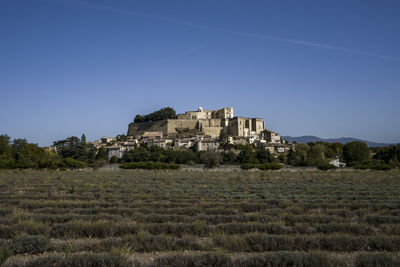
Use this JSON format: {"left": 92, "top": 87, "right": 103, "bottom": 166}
{"left": 1, "top": 0, "right": 399, "bottom": 146}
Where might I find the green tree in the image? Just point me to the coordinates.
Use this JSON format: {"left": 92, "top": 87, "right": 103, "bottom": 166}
{"left": 134, "top": 107, "right": 177, "bottom": 123}
{"left": 287, "top": 144, "right": 309, "bottom": 166}
{"left": 0, "top": 135, "right": 13, "bottom": 169}
{"left": 255, "top": 147, "right": 274, "bottom": 163}
{"left": 373, "top": 144, "right": 400, "bottom": 165}
{"left": 53, "top": 135, "right": 89, "bottom": 161}
{"left": 222, "top": 151, "right": 237, "bottom": 164}
{"left": 343, "top": 141, "right": 371, "bottom": 166}
{"left": 96, "top": 147, "right": 107, "bottom": 160}
{"left": 218, "top": 131, "right": 229, "bottom": 146}
{"left": 306, "top": 143, "right": 326, "bottom": 166}
{"left": 200, "top": 151, "right": 221, "bottom": 168}
{"left": 116, "top": 134, "right": 127, "bottom": 141}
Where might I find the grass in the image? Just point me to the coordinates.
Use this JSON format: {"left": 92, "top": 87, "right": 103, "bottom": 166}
{"left": 0, "top": 169, "right": 399, "bottom": 266}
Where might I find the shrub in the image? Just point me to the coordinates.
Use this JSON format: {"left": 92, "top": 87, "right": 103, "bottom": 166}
{"left": 240, "top": 163, "right": 256, "bottom": 170}
{"left": 11, "top": 235, "right": 49, "bottom": 254}
{"left": 59, "top": 158, "right": 87, "bottom": 169}
{"left": 355, "top": 252, "right": 400, "bottom": 267}
{"left": 155, "top": 252, "right": 230, "bottom": 267}
{"left": 109, "top": 156, "right": 120, "bottom": 164}
{"left": 317, "top": 163, "right": 337, "bottom": 170}
{"left": 354, "top": 164, "right": 371, "bottom": 170}
{"left": 371, "top": 164, "right": 392, "bottom": 171}
{"left": 240, "top": 163, "right": 282, "bottom": 170}
{"left": 51, "top": 221, "right": 113, "bottom": 238}
{"left": 10, "top": 252, "right": 129, "bottom": 267}
{"left": 200, "top": 152, "right": 221, "bottom": 169}
{"left": 119, "top": 162, "right": 179, "bottom": 170}
{"left": 0, "top": 247, "right": 13, "bottom": 265}
{"left": 232, "top": 251, "right": 341, "bottom": 267}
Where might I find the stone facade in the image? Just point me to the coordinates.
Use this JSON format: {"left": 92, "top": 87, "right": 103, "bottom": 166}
{"left": 260, "top": 130, "right": 281, "bottom": 143}
{"left": 94, "top": 107, "right": 293, "bottom": 159}
{"left": 127, "top": 107, "right": 265, "bottom": 139}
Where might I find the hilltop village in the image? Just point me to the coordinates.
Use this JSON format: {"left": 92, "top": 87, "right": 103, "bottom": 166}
{"left": 94, "top": 107, "right": 292, "bottom": 160}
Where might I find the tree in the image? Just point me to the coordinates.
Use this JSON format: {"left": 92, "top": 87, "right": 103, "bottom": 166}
{"left": 134, "top": 115, "right": 144, "bottom": 123}
{"left": 236, "top": 146, "right": 254, "bottom": 164}
{"left": 81, "top": 134, "right": 87, "bottom": 145}
{"left": 0, "top": 135, "right": 13, "bottom": 169}
{"left": 306, "top": 143, "right": 326, "bottom": 166}
{"left": 96, "top": 147, "right": 107, "bottom": 160}
{"left": 255, "top": 147, "right": 275, "bottom": 163}
{"left": 373, "top": 144, "right": 400, "bottom": 165}
{"left": 218, "top": 131, "right": 229, "bottom": 146}
{"left": 200, "top": 151, "right": 221, "bottom": 168}
{"left": 116, "top": 134, "right": 127, "bottom": 141}
{"left": 0, "top": 135, "right": 11, "bottom": 155}
{"left": 134, "top": 107, "right": 177, "bottom": 123}
{"left": 286, "top": 144, "right": 309, "bottom": 166}
{"left": 343, "top": 141, "right": 371, "bottom": 166}
{"left": 53, "top": 135, "right": 89, "bottom": 161}
{"left": 223, "top": 151, "right": 237, "bottom": 164}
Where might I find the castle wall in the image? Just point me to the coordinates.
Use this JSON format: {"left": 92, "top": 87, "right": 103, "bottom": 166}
{"left": 127, "top": 120, "right": 168, "bottom": 137}
{"left": 128, "top": 107, "right": 265, "bottom": 139}
{"left": 252, "top": 118, "right": 265, "bottom": 133}
{"left": 202, "top": 126, "right": 223, "bottom": 138}
{"left": 166, "top": 119, "right": 199, "bottom": 134}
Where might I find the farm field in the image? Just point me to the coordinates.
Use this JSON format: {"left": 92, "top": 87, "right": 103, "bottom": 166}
{"left": 0, "top": 170, "right": 400, "bottom": 266}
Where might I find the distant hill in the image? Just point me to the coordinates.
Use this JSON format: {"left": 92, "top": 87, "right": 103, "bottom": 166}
{"left": 282, "top": 135, "right": 393, "bottom": 147}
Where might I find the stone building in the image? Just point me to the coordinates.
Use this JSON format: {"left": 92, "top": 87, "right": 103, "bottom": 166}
{"left": 106, "top": 146, "right": 126, "bottom": 161}
{"left": 260, "top": 130, "right": 282, "bottom": 143}
{"left": 127, "top": 107, "right": 265, "bottom": 139}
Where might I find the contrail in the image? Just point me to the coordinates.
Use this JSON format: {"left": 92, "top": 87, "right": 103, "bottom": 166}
{"left": 48, "top": 0, "right": 400, "bottom": 62}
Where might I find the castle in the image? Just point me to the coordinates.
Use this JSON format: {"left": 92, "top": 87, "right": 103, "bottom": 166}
{"left": 94, "top": 107, "right": 290, "bottom": 160}
{"left": 127, "top": 107, "right": 265, "bottom": 139}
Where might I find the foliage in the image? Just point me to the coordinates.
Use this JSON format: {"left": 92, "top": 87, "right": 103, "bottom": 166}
{"left": 354, "top": 163, "right": 392, "bottom": 171}
{"left": 200, "top": 151, "right": 221, "bottom": 168}
{"left": 373, "top": 144, "right": 400, "bottom": 165}
{"left": 241, "top": 163, "right": 282, "bottom": 170}
{"left": 218, "top": 131, "right": 229, "bottom": 145}
{"left": 236, "top": 145, "right": 255, "bottom": 164}
{"left": 7, "top": 253, "right": 129, "bottom": 267}
{"left": 59, "top": 158, "right": 88, "bottom": 169}
{"left": 343, "top": 141, "right": 371, "bottom": 166}
{"left": 109, "top": 156, "right": 120, "bottom": 164}
{"left": 119, "top": 162, "right": 180, "bottom": 170}
{"left": 0, "top": 134, "right": 58, "bottom": 169}
{"left": 317, "top": 163, "right": 337, "bottom": 171}
{"left": 11, "top": 235, "right": 49, "bottom": 254}
{"left": 287, "top": 142, "right": 345, "bottom": 167}
{"left": 1, "top": 170, "right": 400, "bottom": 265}
{"left": 134, "top": 107, "right": 177, "bottom": 123}
{"left": 255, "top": 147, "right": 275, "bottom": 164}
{"left": 0, "top": 247, "right": 13, "bottom": 265}
{"left": 53, "top": 135, "right": 89, "bottom": 161}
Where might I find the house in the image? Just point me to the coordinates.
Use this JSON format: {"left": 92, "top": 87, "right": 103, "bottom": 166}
{"left": 101, "top": 137, "right": 114, "bottom": 144}
{"left": 260, "top": 130, "right": 282, "bottom": 143}
{"left": 106, "top": 146, "right": 126, "bottom": 161}
{"left": 329, "top": 157, "right": 346, "bottom": 167}
{"left": 195, "top": 139, "right": 220, "bottom": 151}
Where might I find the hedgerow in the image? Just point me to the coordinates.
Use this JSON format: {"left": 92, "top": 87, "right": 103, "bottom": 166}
{"left": 240, "top": 163, "right": 282, "bottom": 170}
{"left": 119, "top": 162, "right": 180, "bottom": 170}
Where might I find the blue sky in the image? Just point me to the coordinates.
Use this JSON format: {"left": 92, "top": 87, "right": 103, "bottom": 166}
{"left": 1, "top": 0, "right": 399, "bottom": 146}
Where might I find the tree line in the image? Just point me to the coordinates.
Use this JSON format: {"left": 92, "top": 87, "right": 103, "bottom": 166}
{"left": 0, "top": 134, "right": 107, "bottom": 170}
{"left": 0, "top": 133, "right": 399, "bottom": 170}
